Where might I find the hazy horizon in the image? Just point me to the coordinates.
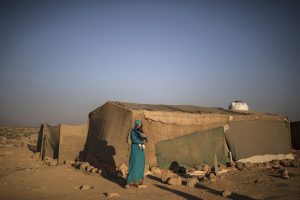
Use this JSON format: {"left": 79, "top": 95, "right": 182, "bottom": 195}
{"left": 1, "top": 0, "right": 300, "bottom": 126}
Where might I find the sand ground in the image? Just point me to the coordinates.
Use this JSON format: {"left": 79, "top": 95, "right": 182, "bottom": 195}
{"left": 0, "top": 127, "right": 300, "bottom": 200}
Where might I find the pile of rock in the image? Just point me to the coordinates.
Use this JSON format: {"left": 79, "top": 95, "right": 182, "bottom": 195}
{"left": 72, "top": 161, "right": 101, "bottom": 175}
{"left": 161, "top": 170, "right": 182, "bottom": 186}
{"left": 43, "top": 156, "right": 57, "bottom": 166}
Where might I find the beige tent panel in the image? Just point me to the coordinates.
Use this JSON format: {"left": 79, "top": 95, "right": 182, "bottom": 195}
{"left": 58, "top": 124, "right": 88, "bottom": 164}
{"left": 39, "top": 123, "right": 88, "bottom": 163}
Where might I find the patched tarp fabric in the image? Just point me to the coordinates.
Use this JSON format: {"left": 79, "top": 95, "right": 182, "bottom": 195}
{"left": 225, "top": 120, "right": 291, "bottom": 161}
{"left": 155, "top": 127, "right": 229, "bottom": 169}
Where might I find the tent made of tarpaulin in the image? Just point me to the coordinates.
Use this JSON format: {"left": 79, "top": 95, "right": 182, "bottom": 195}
{"left": 156, "top": 127, "right": 229, "bottom": 169}
{"left": 38, "top": 123, "right": 88, "bottom": 164}
{"left": 290, "top": 121, "right": 300, "bottom": 150}
{"left": 225, "top": 120, "right": 293, "bottom": 163}
{"left": 85, "top": 101, "right": 291, "bottom": 169}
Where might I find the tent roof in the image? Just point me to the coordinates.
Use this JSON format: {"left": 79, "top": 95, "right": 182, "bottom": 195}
{"left": 99, "top": 101, "right": 279, "bottom": 117}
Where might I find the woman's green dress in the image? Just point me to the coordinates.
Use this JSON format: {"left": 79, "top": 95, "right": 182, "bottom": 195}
{"left": 126, "top": 128, "right": 145, "bottom": 185}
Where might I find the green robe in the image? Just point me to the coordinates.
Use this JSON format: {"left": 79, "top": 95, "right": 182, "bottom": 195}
{"left": 126, "top": 128, "right": 145, "bottom": 185}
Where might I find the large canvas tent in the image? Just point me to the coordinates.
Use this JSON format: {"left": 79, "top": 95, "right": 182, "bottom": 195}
{"left": 37, "top": 123, "right": 88, "bottom": 164}
{"left": 85, "top": 101, "right": 293, "bottom": 169}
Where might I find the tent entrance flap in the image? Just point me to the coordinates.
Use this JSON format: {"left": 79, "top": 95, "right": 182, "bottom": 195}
{"left": 155, "top": 127, "right": 229, "bottom": 169}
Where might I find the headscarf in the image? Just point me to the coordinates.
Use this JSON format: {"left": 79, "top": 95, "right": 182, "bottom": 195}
{"left": 134, "top": 119, "right": 142, "bottom": 128}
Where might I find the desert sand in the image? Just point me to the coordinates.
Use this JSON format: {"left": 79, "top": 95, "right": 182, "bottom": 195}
{"left": 0, "top": 127, "right": 300, "bottom": 200}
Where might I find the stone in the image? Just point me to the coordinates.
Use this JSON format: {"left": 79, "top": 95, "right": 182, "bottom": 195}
{"left": 244, "top": 162, "right": 254, "bottom": 169}
{"left": 202, "top": 164, "right": 210, "bottom": 172}
{"left": 218, "top": 164, "right": 226, "bottom": 171}
{"left": 79, "top": 185, "right": 93, "bottom": 190}
{"left": 178, "top": 166, "right": 187, "bottom": 174}
{"left": 161, "top": 170, "right": 173, "bottom": 183}
{"left": 271, "top": 160, "right": 280, "bottom": 167}
{"left": 80, "top": 162, "right": 90, "bottom": 170}
{"left": 85, "top": 166, "right": 94, "bottom": 172}
{"left": 290, "top": 159, "right": 300, "bottom": 168}
{"left": 254, "top": 179, "right": 264, "bottom": 183}
{"left": 104, "top": 192, "right": 120, "bottom": 197}
{"left": 281, "top": 170, "right": 289, "bottom": 179}
{"left": 118, "top": 163, "right": 128, "bottom": 176}
{"left": 226, "top": 161, "right": 235, "bottom": 168}
{"left": 236, "top": 162, "right": 244, "bottom": 170}
{"left": 222, "top": 190, "right": 232, "bottom": 197}
{"left": 167, "top": 176, "right": 182, "bottom": 185}
{"left": 150, "top": 166, "right": 162, "bottom": 175}
{"left": 144, "top": 163, "right": 150, "bottom": 174}
{"left": 64, "top": 160, "right": 75, "bottom": 165}
{"left": 187, "top": 177, "right": 199, "bottom": 187}
{"left": 208, "top": 173, "right": 217, "bottom": 183}
{"left": 280, "top": 159, "right": 291, "bottom": 167}
{"left": 194, "top": 165, "right": 202, "bottom": 171}
{"left": 73, "top": 162, "right": 81, "bottom": 169}
{"left": 91, "top": 167, "right": 98, "bottom": 173}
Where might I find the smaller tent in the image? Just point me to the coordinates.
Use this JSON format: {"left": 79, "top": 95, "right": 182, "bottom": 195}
{"left": 37, "top": 123, "right": 88, "bottom": 164}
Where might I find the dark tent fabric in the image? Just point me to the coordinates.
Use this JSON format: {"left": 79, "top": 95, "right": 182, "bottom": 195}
{"left": 290, "top": 121, "right": 300, "bottom": 150}
{"left": 224, "top": 120, "right": 291, "bottom": 161}
{"left": 40, "top": 124, "right": 60, "bottom": 160}
{"left": 155, "top": 127, "right": 229, "bottom": 169}
{"left": 38, "top": 124, "right": 88, "bottom": 163}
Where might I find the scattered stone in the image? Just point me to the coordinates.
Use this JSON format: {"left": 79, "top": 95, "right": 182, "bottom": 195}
{"left": 85, "top": 165, "right": 94, "bottom": 172}
{"left": 104, "top": 192, "right": 120, "bottom": 197}
{"left": 118, "top": 163, "right": 128, "bottom": 177}
{"left": 194, "top": 165, "right": 202, "bottom": 171}
{"left": 290, "top": 159, "right": 300, "bottom": 168}
{"left": 91, "top": 167, "right": 98, "bottom": 173}
{"left": 64, "top": 160, "right": 75, "bottom": 165}
{"left": 80, "top": 162, "right": 90, "bottom": 170}
{"left": 218, "top": 164, "right": 226, "bottom": 171}
{"left": 263, "top": 162, "right": 271, "bottom": 168}
{"left": 208, "top": 173, "right": 217, "bottom": 183}
{"left": 150, "top": 166, "right": 162, "bottom": 175}
{"left": 73, "top": 161, "right": 81, "bottom": 169}
{"left": 226, "top": 161, "right": 236, "bottom": 169}
{"left": 222, "top": 190, "right": 232, "bottom": 197}
{"left": 254, "top": 179, "right": 264, "bottom": 183}
{"left": 187, "top": 177, "right": 199, "bottom": 187}
{"left": 161, "top": 170, "right": 173, "bottom": 183}
{"left": 271, "top": 160, "right": 280, "bottom": 168}
{"left": 178, "top": 166, "right": 187, "bottom": 174}
{"left": 281, "top": 170, "right": 289, "bottom": 179}
{"left": 31, "top": 185, "right": 46, "bottom": 191}
{"left": 202, "top": 164, "right": 210, "bottom": 172}
{"left": 244, "top": 162, "right": 254, "bottom": 169}
{"left": 79, "top": 185, "right": 94, "bottom": 190}
{"left": 144, "top": 163, "right": 150, "bottom": 174}
{"left": 236, "top": 162, "right": 244, "bottom": 170}
{"left": 167, "top": 175, "right": 182, "bottom": 185}
{"left": 280, "top": 159, "right": 291, "bottom": 167}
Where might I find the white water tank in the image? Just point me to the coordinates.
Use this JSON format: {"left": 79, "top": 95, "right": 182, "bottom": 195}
{"left": 229, "top": 100, "right": 249, "bottom": 111}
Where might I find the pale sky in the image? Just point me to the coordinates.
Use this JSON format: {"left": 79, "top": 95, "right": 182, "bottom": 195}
{"left": 0, "top": 0, "right": 300, "bottom": 126}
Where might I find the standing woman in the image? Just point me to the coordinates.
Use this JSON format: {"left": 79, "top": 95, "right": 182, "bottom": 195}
{"left": 125, "top": 120, "right": 147, "bottom": 188}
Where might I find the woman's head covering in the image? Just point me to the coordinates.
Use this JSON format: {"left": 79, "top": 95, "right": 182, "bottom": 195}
{"left": 134, "top": 119, "right": 142, "bottom": 128}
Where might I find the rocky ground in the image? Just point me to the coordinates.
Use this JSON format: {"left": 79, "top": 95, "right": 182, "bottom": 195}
{"left": 0, "top": 127, "right": 300, "bottom": 200}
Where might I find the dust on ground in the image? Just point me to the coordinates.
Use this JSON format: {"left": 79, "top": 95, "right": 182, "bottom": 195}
{"left": 0, "top": 127, "right": 300, "bottom": 200}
